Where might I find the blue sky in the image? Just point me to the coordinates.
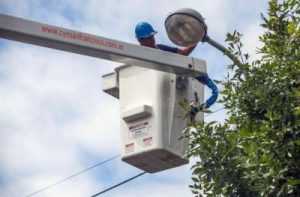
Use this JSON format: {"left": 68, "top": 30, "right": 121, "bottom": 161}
{"left": 0, "top": 1, "right": 268, "bottom": 196}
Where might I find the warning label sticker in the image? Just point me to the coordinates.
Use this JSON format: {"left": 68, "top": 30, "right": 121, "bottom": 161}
{"left": 128, "top": 121, "right": 149, "bottom": 139}
{"left": 125, "top": 143, "right": 134, "bottom": 154}
{"left": 143, "top": 137, "right": 153, "bottom": 147}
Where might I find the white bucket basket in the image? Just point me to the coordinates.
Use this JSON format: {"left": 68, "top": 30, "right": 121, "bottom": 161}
{"left": 102, "top": 65, "right": 204, "bottom": 173}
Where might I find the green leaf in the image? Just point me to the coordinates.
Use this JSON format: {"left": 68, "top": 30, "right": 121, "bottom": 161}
{"left": 192, "top": 177, "right": 199, "bottom": 182}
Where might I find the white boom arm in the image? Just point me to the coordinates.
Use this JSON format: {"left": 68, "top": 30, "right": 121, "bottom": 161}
{"left": 0, "top": 14, "right": 206, "bottom": 76}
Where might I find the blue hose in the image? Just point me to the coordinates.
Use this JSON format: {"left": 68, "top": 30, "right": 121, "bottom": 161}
{"left": 190, "top": 75, "right": 218, "bottom": 116}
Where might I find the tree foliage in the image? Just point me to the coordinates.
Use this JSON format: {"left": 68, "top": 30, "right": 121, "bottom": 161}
{"left": 185, "top": 0, "right": 300, "bottom": 196}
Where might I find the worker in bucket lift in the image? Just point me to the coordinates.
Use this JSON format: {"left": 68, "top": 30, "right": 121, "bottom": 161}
{"left": 135, "top": 22, "right": 197, "bottom": 55}
{"left": 135, "top": 22, "right": 219, "bottom": 117}
{"left": 135, "top": 21, "right": 195, "bottom": 96}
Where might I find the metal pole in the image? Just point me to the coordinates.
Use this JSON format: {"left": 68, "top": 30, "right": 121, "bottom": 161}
{"left": 205, "top": 36, "right": 242, "bottom": 66}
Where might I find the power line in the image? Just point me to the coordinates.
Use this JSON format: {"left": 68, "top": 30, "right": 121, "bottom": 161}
{"left": 25, "top": 154, "right": 120, "bottom": 197}
{"left": 90, "top": 107, "right": 225, "bottom": 197}
{"left": 91, "top": 172, "right": 147, "bottom": 197}
{"left": 26, "top": 107, "right": 225, "bottom": 197}
{"left": 204, "top": 107, "right": 225, "bottom": 118}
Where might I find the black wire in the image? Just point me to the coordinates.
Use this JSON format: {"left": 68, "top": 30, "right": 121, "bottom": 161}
{"left": 91, "top": 172, "right": 147, "bottom": 197}
{"left": 90, "top": 107, "right": 225, "bottom": 197}
{"left": 204, "top": 107, "right": 225, "bottom": 118}
{"left": 26, "top": 108, "right": 224, "bottom": 197}
{"left": 25, "top": 154, "right": 120, "bottom": 197}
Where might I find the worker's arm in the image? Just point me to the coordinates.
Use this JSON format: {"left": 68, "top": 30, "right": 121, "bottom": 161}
{"left": 177, "top": 45, "right": 197, "bottom": 56}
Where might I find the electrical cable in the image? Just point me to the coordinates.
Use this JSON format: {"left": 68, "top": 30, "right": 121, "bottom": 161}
{"left": 190, "top": 75, "right": 219, "bottom": 117}
{"left": 25, "top": 154, "right": 120, "bottom": 197}
{"left": 26, "top": 107, "right": 225, "bottom": 197}
{"left": 204, "top": 107, "right": 225, "bottom": 118}
{"left": 90, "top": 107, "right": 225, "bottom": 196}
{"left": 90, "top": 172, "right": 147, "bottom": 197}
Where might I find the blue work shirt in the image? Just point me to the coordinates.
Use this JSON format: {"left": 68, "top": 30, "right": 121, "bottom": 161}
{"left": 156, "top": 44, "right": 178, "bottom": 53}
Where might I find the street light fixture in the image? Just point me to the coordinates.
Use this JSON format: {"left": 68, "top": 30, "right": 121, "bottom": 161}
{"left": 165, "top": 8, "right": 241, "bottom": 65}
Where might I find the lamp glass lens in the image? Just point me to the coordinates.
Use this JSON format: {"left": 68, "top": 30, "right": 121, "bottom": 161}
{"left": 166, "top": 14, "right": 205, "bottom": 47}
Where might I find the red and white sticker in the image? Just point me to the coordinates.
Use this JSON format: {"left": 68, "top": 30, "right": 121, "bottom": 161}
{"left": 128, "top": 121, "right": 149, "bottom": 139}
{"left": 125, "top": 143, "right": 134, "bottom": 154}
{"left": 143, "top": 137, "right": 153, "bottom": 147}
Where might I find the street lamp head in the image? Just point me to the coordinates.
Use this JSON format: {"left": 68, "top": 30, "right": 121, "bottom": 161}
{"left": 165, "top": 8, "right": 207, "bottom": 47}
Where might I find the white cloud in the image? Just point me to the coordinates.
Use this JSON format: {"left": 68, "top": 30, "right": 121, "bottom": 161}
{"left": 0, "top": 43, "right": 120, "bottom": 196}
{"left": 108, "top": 181, "right": 192, "bottom": 197}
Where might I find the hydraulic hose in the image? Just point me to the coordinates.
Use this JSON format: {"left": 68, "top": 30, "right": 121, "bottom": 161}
{"left": 190, "top": 75, "right": 218, "bottom": 117}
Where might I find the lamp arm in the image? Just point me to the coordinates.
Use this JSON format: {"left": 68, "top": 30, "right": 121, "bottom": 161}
{"left": 204, "top": 36, "right": 242, "bottom": 66}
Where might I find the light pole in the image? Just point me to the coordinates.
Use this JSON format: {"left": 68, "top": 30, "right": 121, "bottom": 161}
{"left": 165, "top": 8, "right": 242, "bottom": 66}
